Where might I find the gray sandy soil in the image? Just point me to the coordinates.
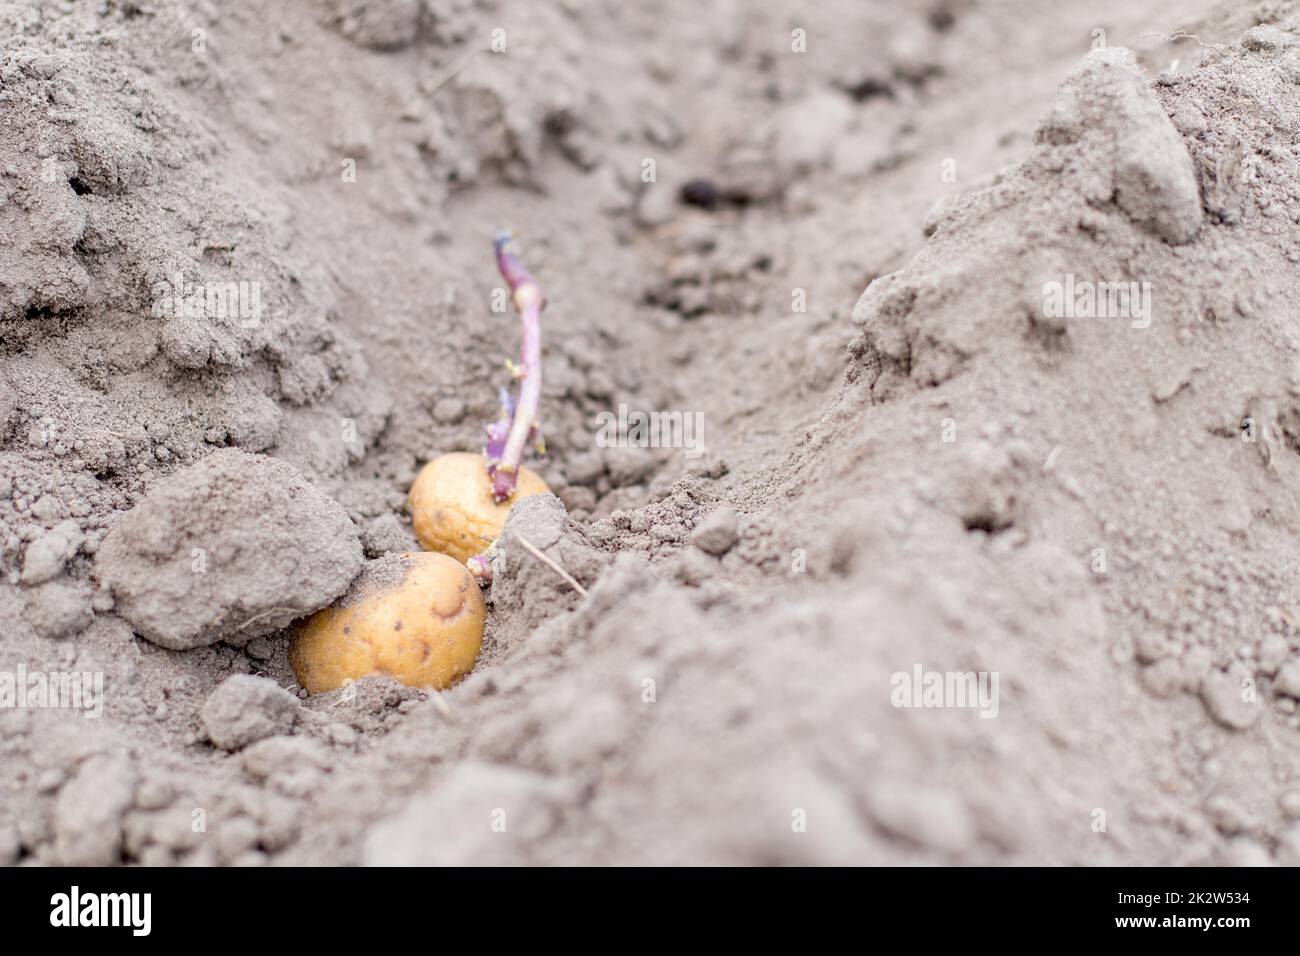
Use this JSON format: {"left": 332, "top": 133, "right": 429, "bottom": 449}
{"left": 3, "top": 0, "right": 1300, "bottom": 865}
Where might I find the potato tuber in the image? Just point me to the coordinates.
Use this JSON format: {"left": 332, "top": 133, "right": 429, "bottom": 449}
{"left": 289, "top": 551, "right": 486, "bottom": 694}
{"left": 408, "top": 451, "right": 548, "bottom": 564}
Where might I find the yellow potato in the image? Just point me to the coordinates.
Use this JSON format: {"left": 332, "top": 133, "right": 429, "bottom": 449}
{"left": 408, "top": 451, "right": 549, "bottom": 564}
{"left": 289, "top": 552, "right": 486, "bottom": 694}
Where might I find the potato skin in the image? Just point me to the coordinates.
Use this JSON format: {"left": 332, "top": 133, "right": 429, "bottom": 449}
{"left": 407, "top": 451, "right": 549, "bottom": 563}
{"left": 289, "top": 552, "right": 486, "bottom": 694}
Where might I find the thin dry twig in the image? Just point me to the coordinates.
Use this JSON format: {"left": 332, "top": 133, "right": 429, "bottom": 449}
{"left": 512, "top": 532, "right": 588, "bottom": 596}
{"left": 1141, "top": 30, "right": 1229, "bottom": 53}
{"left": 233, "top": 605, "right": 301, "bottom": 631}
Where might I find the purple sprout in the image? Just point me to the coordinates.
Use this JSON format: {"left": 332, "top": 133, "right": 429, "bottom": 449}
{"left": 484, "top": 232, "right": 545, "bottom": 503}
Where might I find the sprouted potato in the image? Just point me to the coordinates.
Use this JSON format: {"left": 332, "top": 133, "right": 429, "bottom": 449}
{"left": 408, "top": 451, "right": 548, "bottom": 564}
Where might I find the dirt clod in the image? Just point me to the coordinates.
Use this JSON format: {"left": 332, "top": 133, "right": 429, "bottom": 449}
{"left": 201, "top": 675, "right": 302, "bottom": 751}
{"left": 96, "top": 450, "right": 363, "bottom": 649}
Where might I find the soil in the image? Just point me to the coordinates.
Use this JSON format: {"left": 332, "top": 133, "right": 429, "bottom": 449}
{"left": 3, "top": 0, "right": 1300, "bottom": 865}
